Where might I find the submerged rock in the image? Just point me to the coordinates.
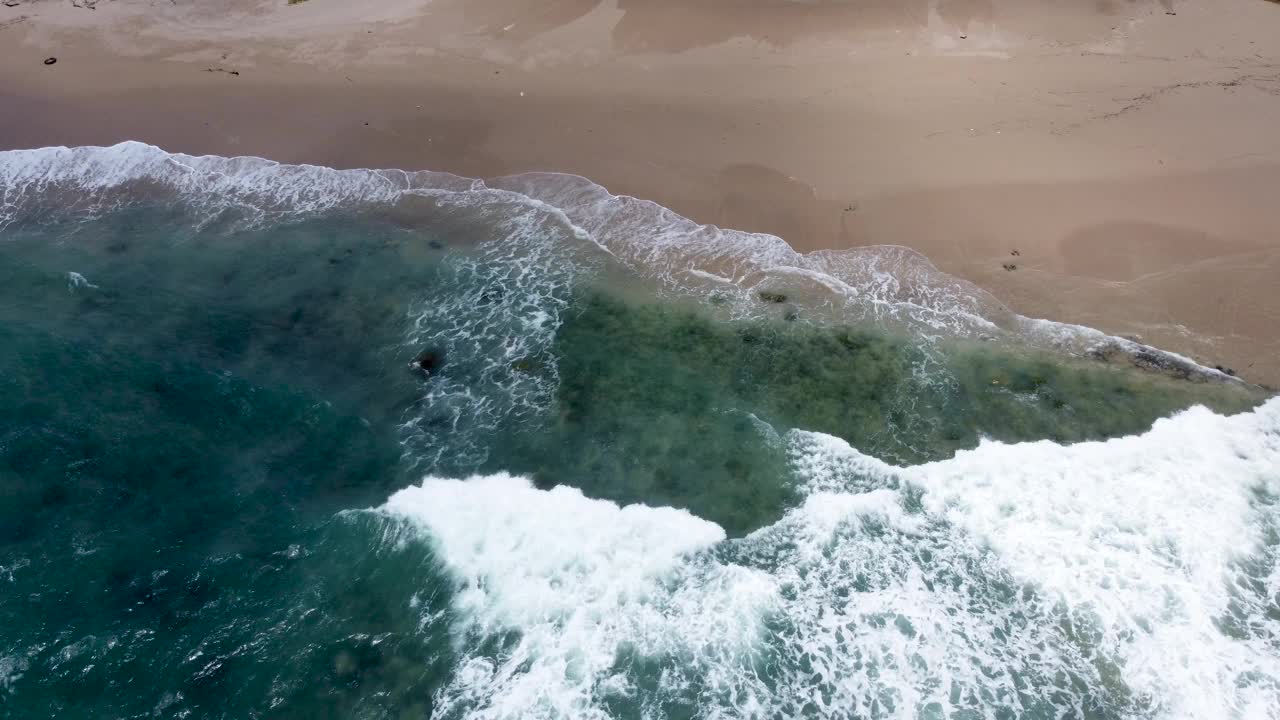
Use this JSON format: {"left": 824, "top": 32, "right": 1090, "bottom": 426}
{"left": 1131, "top": 348, "right": 1194, "bottom": 381}
{"left": 1087, "top": 340, "right": 1237, "bottom": 384}
{"left": 332, "top": 651, "right": 356, "bottom": 678}
{"left": 758, "top": 291, "right": 788, "bottom": 304}
{"left": 410, "top": 348, "right": 445, "bottom": 377}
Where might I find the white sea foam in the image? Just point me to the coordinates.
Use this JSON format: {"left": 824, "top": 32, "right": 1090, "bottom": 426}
{"left": 487, "top": 173, "right": 1011, "bottom": 339}
{"left": 395, "top": 190, "right": 595, "bottom": 470}
{"left": 904, "top": 400, "right": 1280, "bottom": 720}
{"left": 0, "top": 141, "right": 473, "bottom": 228}
{"left": 0, "top": 142, "right": 1232, "bottom": 383}
{"left": 381, "top": 473, "right": 775, "bottom": 720}
{"left": 779, "top": 396, "right": 1280, "bottom": 720}
{"left": 66, "top": 271, "right": 98, "bottom": 291}
{"left": 382, "top": 397, "right": 1280, "bottom": 719}
{"left": 0, "top": 655, "right": 26, "bottom": 695}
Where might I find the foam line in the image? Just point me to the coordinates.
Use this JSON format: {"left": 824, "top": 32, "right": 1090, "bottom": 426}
{"left": 0, "top": 142, "right": 1238, "bottom": 382}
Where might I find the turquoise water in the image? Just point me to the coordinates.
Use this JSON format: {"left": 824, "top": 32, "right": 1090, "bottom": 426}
{"left": 1, "top": 145, "right": 1277, "bottom": 719}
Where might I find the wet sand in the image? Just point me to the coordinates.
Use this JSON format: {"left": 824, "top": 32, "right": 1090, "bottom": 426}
{"left": 2, "top": 0, "right": 1279, "bottom": 385}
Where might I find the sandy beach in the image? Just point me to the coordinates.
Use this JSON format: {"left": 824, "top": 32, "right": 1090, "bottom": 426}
{"left": 2, "top": 0, "right": 1278, "bottom": 385}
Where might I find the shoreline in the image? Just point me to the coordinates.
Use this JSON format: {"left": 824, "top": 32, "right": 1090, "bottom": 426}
{"left": 0, "top": 140, "right": 1260, "bottom": 394}
{"left": 2, "top": 0, "right": 1279, "bottom": 385}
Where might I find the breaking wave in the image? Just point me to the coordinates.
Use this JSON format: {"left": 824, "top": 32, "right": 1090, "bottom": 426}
{"left": 382, "top": 397, "right": 1280, "bottom": 719}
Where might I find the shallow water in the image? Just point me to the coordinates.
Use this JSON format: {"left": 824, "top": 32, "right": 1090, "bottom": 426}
{"left": 0, "top": 144, "right": 1276, "bottom": 719}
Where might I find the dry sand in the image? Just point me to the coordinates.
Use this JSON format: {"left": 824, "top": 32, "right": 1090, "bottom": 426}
{"left": 2, "top": 0, "right": 1279, "bottom": 385}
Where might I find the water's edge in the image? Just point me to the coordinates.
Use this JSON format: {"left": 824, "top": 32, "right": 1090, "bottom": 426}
{"left": 1, "top": 142, "right": 1276, "bottom": 720}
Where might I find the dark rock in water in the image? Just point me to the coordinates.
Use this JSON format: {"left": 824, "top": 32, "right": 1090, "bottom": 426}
{"left": 1088, "top": 342, "right": 1210, "bottom": 382}
{"left": 783, "top": 307, "right": 800, "bottom": 322}
{"left": 40, "top": 481, "right": 70, "bottom": 508}
{"left": 1132, "top": 348, "right": 1194, "bottom": 381}
{"left": 479, "top": 284, "right": 505, "bottom": 304}
{"left": 332, "top": 650, "right": 357, "bottom": 678}
{"left": 511, "top": 357, "right": 535, "bottom": 372}
{"left": 1086, "top": 344, "right": 1121, "bottom": 363}
{"left": 329, "top": 638, "right": 383, "bottom": 684}
{"left": 43, "top": 57, "right": 57, "bottom": 66}
{"left": 835, "top": 330, "right": 869, "bottom": 353}
{"left": 428, "top": 239, "right": 445, "bottom": 250}
{"left": 1142, "top": 347, "right": 1238, "bottom": 383}
{"left": 758, "top": 291, "right": 788, "bottom": 304}
{"left": 410, "top": 348, "right": 445, "bottom": 376}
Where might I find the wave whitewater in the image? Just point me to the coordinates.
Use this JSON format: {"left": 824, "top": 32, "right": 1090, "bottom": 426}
{"left": 382, "top": 398, "right": 1280, "bottom": 720}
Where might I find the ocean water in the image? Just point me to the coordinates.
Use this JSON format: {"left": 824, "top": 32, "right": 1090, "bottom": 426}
{"left": 0, "top": 143, "right": 1276, "bottom": 720}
